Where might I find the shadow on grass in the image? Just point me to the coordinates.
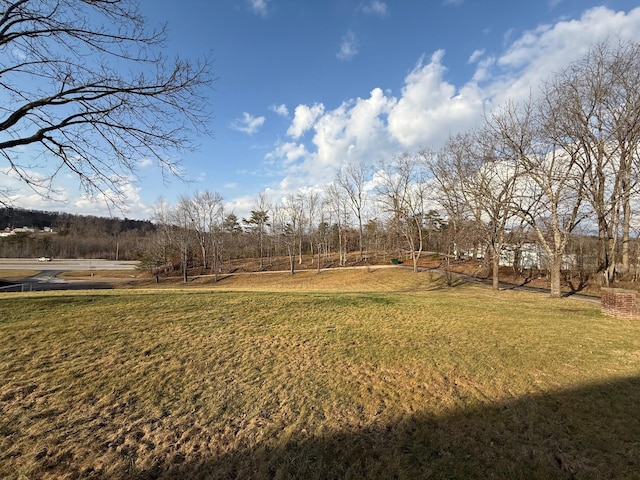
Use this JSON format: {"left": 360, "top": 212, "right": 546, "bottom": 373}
{"left": 422, "top": 270, "right": 469, "bottom": 290}
{"left": 0, "top": 280, "right": 113, "bottom": 292}
{"left": 145, "top": 376, "right": 640, "bottom": 480}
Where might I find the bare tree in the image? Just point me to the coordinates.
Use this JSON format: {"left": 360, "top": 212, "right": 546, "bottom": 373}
{"left": 549, "top": 41, "right": 640, "bottom": 284}
{"left": 187, "top": 190, "right": 224, "bottom": 277}
{"left": 303, "top": 190, "right": 321, "bottom": 265}
{"left": 326, "top": 183, "right": 350, "bottom": 267}
{"left": 172, "top": 196, "right": 195, "bottom": 283}
{"left": 242, "top": 193, "right": 271, "bottom": 270}
{"left": 335, "top": 161, "right": 370, "bottom": 261}
{"left": 376, "top": 153, "right": 430, "bottom": 273}
{"left": 145, "top": 199, "right": 174, "bottom": 281}
{"left": 292, "top": 193, "right": 307, "bottom": 266}
{"left": 0, "top": 0, "right": 213, "bottom": 208}
{"left": 316, "top": 197, "right": 332, "bottom": 270}
{"left": 423, "top": 146, "right": 476, "bottom": 261}
{"left": 431, "top": 129, "right": 519, "bottom": 289}
{"left": 493, "top": 100, "right": 587, "bottom": 298}
{"left": 273, "top": 194, "right": 305, "bottom": 274}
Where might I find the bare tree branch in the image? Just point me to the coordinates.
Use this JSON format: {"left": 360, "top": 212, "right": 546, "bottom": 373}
{"left": 0, "top": 0, "right": 214, "bottom": 209}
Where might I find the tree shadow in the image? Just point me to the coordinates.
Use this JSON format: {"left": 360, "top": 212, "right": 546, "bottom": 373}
{"left": 0, "top": 279, "right": 113, "bottom": 292}
{"left": 565, "top": 272, "right": 591, "bottom": 296}
{"left": 140, "top": 376, "right": 640, "bottom": 479}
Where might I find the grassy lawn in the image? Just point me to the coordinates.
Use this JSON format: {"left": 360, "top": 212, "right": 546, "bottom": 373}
{"left": 1, "top": 269, "right": 639, "bottom": 479}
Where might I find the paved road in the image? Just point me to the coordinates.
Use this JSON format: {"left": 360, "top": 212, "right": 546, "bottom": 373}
{"left": 0, "top": 258, "right": 139, "bottom": 271}
{"left": 0, "top": 258, "right": 139, "bottom": 292}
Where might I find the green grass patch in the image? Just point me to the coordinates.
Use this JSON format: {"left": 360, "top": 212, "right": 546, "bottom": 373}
{"left": 1, "top": 270, "right": 639, "bottom": 479}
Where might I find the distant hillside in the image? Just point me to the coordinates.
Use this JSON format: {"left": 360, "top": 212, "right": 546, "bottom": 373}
{"left": 0, "top": 207, "right": 155, "bottom": 234}
{"left": 0, "top": 208, "right": 155, "bottom": 260}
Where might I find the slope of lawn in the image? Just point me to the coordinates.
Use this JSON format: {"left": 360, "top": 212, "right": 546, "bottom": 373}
{"left": 1, "top": 269, "right": 639, "bottom": 479}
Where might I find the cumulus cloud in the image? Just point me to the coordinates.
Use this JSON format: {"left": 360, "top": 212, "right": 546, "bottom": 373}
{"left": 362, "top": 1, "right": 388, "bottom": 16}
{"left": 337, "top": 30, "right": 359, "bottom": 61}
{"left": 261, "top": 6, "right": 640, "bottom": 205}
{"left": 311, "top": 88, "right": 395, "bottom": 168}
{"left": 387, "top": 51, "right": 483, "bottom": 148}
{"left": 287, "top": 103, "right": 325, "bottom": 139}
{"left": 230, "top": 112, "right": 266, "bottom": 135}
{"left": 270, "top": 104, "right": 289, "bottom": 116}
{"left": 267, "top": 141, "right": 308, "bottom": 165}
{"left": 488, "top": 6, "right": 640, "bottom": 107}
{"left": 248, "top": 0, "right": 269, "bottom": 18}
{"left": 468, "top": 49, "right": 485, "bottom": 63}
{"left": 12, "top": 4, "right": 636, "bottom": 225}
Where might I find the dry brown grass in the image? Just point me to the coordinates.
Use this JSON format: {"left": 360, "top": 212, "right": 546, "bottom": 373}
{"left": 0, "top": 270, "right": 39, "bottom": 281}
{"left": 58, "top": 270, "right": 143, "bottom": 280}
{"left": 1, "top": 269, "right": 639, "bottom": 479}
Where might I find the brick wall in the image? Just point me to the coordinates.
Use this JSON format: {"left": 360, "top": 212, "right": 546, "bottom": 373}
{"left": 601, "top": 288, "right": 639, "bottom": 320}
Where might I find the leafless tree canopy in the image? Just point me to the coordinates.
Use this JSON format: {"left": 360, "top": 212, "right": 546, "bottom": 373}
{"left": 0, "top": 0, "right": 213, "bottom": 207}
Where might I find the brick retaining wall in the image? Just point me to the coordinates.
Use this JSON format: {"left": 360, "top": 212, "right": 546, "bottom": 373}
{"left": 601, "top": 288, "right": 639, "bottom": 319}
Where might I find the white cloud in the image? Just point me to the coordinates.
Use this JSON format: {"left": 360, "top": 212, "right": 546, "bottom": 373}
{"left": 468, "top": 49, "right": 485, "bottom": 63}
{"left": 312, "top": 87, "right": 395, "bottom": 168}
{"left": 138, "top": 158, "right": 153, "bottom": 168}
{"left": 489, "top": 6, "right": 640, "bottom": 107}
{"left": 224, "top": 194, "right": 261, "bottom": 221}
{"left": 363, "top": 1, "right": 388, "bottom": 16}
{"left": 73, "top": 182, "right": 151, "bottom": 218}
{"left": 287, "top": 103, "right": 325, "bottom": 139}
{"left": 337, "top": 30, "right": 359, "bottom": 61}
{"left": 387, "top": 50, "right": 483, "bottom": 149}
{"left": 1, "top": 166, "right": 153, "bottom": 219}
{"left": 471, "top": 55, "right": 496, "bottom": 83}
{"left": 270, "top": 104, "right": 289, "bottom": 116}
{"left": 230, "top": 112, "right": 266, "bottom": 135}
{"left": 264, "top": 6, "right": 640, "bottom": 206}
{"left": 267, "top": 141, "right": 308, "bottom": 165}
{"left": 248, "top": 0, "right": 269, "bottom": 18}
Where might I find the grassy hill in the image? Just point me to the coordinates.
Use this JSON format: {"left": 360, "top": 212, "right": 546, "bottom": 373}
{"left": 1, "top": 269, "right": 639, "bottom": 479}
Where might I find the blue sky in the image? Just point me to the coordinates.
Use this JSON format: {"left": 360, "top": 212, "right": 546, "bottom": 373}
{"left": 4, "top": 0, "right": 640, "bottom": 220}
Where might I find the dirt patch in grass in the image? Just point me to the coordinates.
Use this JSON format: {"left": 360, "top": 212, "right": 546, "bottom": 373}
{"left": 1, "top": 271, "right": 639, "bottom": 479}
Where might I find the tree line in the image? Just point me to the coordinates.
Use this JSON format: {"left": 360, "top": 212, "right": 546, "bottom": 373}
{"left": 147, "top": 41, "right": 640, "bottom": 297}
{"left": 3, "top": 40, "right": 638, "bottom": 299}
{"left": 0, "top": 208, "right": 155, "bottom": 260}
{"left": 426, "top": 40, "right": 640, "bottom": 297}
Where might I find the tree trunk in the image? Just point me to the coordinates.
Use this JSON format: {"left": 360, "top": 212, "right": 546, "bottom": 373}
{"left": 182, "top": 252, "right": 188, "bottom": 283}
{"left": 213, "top": 242, "right": 218, "bottom": 282}
{"left": 298, "top": 235, "right": 303, "bottom": 265}
{"left": 621, "top": 193, "right": 631, "bottom": 274}
{"left": 604, "top": 236, "right": 617, "bottom": 286}
{"left": 549, "top": 255, "right": 562, "bottom": 298}
{"left": 288, "top": 244, "right": 295, "bottom": 275}
{"left": 358, "top": 217, "right": 364, "bottom": 261}
{"left": 338, "top": 228, "right": 346, "bottom": 266}
{"left": 492, "top": 247, "right": 500, "bottom": 291}
{"left": 201, "top": 244, "right": 207, "bottom": 271}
